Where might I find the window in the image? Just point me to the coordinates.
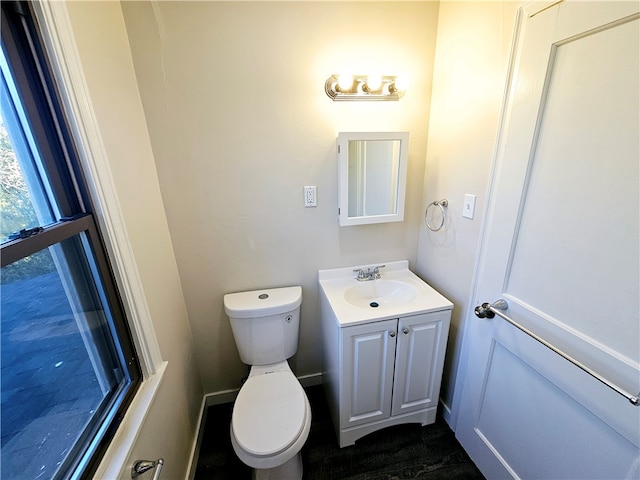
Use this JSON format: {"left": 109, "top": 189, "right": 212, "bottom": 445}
{"left": 1, "top": 2, "right": 141, "bottom": 479}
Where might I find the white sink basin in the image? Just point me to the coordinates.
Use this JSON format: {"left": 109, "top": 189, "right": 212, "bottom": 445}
{"left": 318, "top": 260, "right": 453, "bottom": 325}
{"left": 344, "top": 279, "right": 417, "bottom": 309}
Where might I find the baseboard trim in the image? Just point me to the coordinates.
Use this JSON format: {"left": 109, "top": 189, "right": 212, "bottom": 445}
{"left": 298, "top": 372, "right": 324, "bottom": 388}
{"left": 186, "top": 394, "right": 208, "bottom": 480}
{"left": 205, "top": 388, "right": 239, "bottom": 407}
{"left": 439, "top": 396, "right": 453, "bottom": 429}
{"left": 203, "top": 371, "right": 323, "bottom": 407}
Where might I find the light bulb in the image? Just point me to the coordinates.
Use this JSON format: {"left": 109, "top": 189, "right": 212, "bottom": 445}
{"left": 394, "top": 75, "right": 409, "bottom": 92}
{"left": 337, "top": 74, "right": 353, "bottom": 92}
{"left": 365, "top": 75, "right": 382, "bottom": 92}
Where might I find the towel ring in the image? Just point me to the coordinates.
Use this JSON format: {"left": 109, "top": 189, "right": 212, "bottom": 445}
{"left": 425, "top": 199, "right": 448, "bottom": 231}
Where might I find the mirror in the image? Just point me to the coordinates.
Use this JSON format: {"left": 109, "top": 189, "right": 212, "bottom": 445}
{"left": 338, "top": 132, "right": 409, "bottom": 226}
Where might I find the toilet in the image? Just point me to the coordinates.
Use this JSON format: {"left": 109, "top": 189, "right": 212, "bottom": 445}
{"left": 223, "top": 286, "right": 311, "bottom": 480}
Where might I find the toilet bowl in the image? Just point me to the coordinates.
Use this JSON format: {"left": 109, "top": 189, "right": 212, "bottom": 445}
{"left": 224, "top": 286, "right": 311, "bottom": 479}
{"left": 230, "top": 362, "right": 311, "bottom": 479}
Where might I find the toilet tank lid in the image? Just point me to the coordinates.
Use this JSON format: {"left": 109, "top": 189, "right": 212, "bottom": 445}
{"left": 224, "top": 286, "right": 302, "bottom": 318}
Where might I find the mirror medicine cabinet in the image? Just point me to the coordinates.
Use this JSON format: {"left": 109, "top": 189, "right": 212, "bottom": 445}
{"left": 337, "top": 132, "right": 409, "bottom": 226}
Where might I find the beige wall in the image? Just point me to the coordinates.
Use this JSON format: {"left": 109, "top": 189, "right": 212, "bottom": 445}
{"left": 415, "top": 1, "right": 518, "bottom": 421}
{"left": 64, "top": 3, "right": 202, "bottom": 478}
{"left": 121, "top": 1, "right": 440, "bottom": 394}
{"left": 57, "top": 0, "right": 524, "bottom": 476}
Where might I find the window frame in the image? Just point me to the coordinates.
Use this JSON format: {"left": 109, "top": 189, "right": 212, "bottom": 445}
{"left": 1, "top": 1, "right": 163, "bottom": 478}
{"left": 29, "top": 1, "right": 163, "bottom": 380}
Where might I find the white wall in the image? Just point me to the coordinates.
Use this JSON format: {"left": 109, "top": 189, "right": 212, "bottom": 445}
{"left": 63, "top": 3, "right": 202, "bottom": 478}
{"left": 121, "top": 1, "right": 440, "bottom": 394}
{"left": 415, "top": 1, "right": 518, "bottom": 423}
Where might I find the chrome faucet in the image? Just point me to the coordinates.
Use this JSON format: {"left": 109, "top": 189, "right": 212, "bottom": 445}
{"left": 353, "top": 265, "right": 385, "bottom": 281}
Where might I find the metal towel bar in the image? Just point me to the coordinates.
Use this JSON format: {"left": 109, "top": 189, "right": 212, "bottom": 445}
{"left": 474, "top": 299, "right": 639, "bottom": 406}
{"left": 132, "top": 458, "right": 164, "bottom": 480}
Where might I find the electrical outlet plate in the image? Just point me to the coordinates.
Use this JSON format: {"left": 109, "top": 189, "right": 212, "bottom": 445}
{"left": 304, "top": 186, "right": 317, "bottom": 207}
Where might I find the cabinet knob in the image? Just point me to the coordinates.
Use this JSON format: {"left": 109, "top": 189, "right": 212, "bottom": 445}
{"left": 402, "top": 328, "right": 409, "bottom": 335}
{"left": 389, "top": 331, "right": 396, "bottom": 338}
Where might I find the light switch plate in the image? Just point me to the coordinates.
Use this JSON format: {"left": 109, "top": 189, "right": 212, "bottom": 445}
{"left": 463, "top": 194, "right": 476, "bottom": 219}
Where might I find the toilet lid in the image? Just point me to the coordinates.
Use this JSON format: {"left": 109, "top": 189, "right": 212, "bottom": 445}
{"left": 232, "top": 371, "right": 307, "bottom": 457}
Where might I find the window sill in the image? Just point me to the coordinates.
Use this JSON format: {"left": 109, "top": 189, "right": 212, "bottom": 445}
{"left": 92, "top": 361, "right": 168, "bottom": 479}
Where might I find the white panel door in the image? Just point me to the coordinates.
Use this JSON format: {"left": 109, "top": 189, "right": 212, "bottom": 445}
{"left": 456, "top": 2, "right": 640, "bottom": 479}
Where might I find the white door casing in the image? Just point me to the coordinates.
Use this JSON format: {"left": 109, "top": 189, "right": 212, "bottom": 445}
{"left": 455, "top": 2, "right": 640, "bottom": 479}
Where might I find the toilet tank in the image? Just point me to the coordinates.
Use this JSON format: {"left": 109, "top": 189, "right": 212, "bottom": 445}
{"left": 223, "top": 286, "right": 302, "bottom": 366}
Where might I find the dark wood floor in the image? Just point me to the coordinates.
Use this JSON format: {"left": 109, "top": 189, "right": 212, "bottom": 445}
{"left": 194, "top": 385, "right": 484, "bottom": 480}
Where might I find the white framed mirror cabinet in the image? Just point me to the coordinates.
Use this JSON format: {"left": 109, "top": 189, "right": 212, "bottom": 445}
{"left": 337, "top": 132, "right": 409, "bottom": 226}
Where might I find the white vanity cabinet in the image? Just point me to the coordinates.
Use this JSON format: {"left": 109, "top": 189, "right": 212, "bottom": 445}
{"left": 340, "top": 312, "right": 450, "bottom": 435}
{"left": 319, "top": 261, "right": 453, "bottom": 448}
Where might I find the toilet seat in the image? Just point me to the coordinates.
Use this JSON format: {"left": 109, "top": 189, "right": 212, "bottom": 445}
{"left": 232, "top": 371, "right": 307, "bottom": 457}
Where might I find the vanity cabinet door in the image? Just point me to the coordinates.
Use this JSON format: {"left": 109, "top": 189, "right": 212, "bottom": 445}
{"left": 391, "top": 311, "right": 450, "bottom": 417}
{"left": 341, "top": 319, "right": 397, "bottom": 428}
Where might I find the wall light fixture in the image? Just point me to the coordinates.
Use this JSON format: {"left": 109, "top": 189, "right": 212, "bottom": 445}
{"left": 324, "top": 74, "right": 406, "bottom": 101}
